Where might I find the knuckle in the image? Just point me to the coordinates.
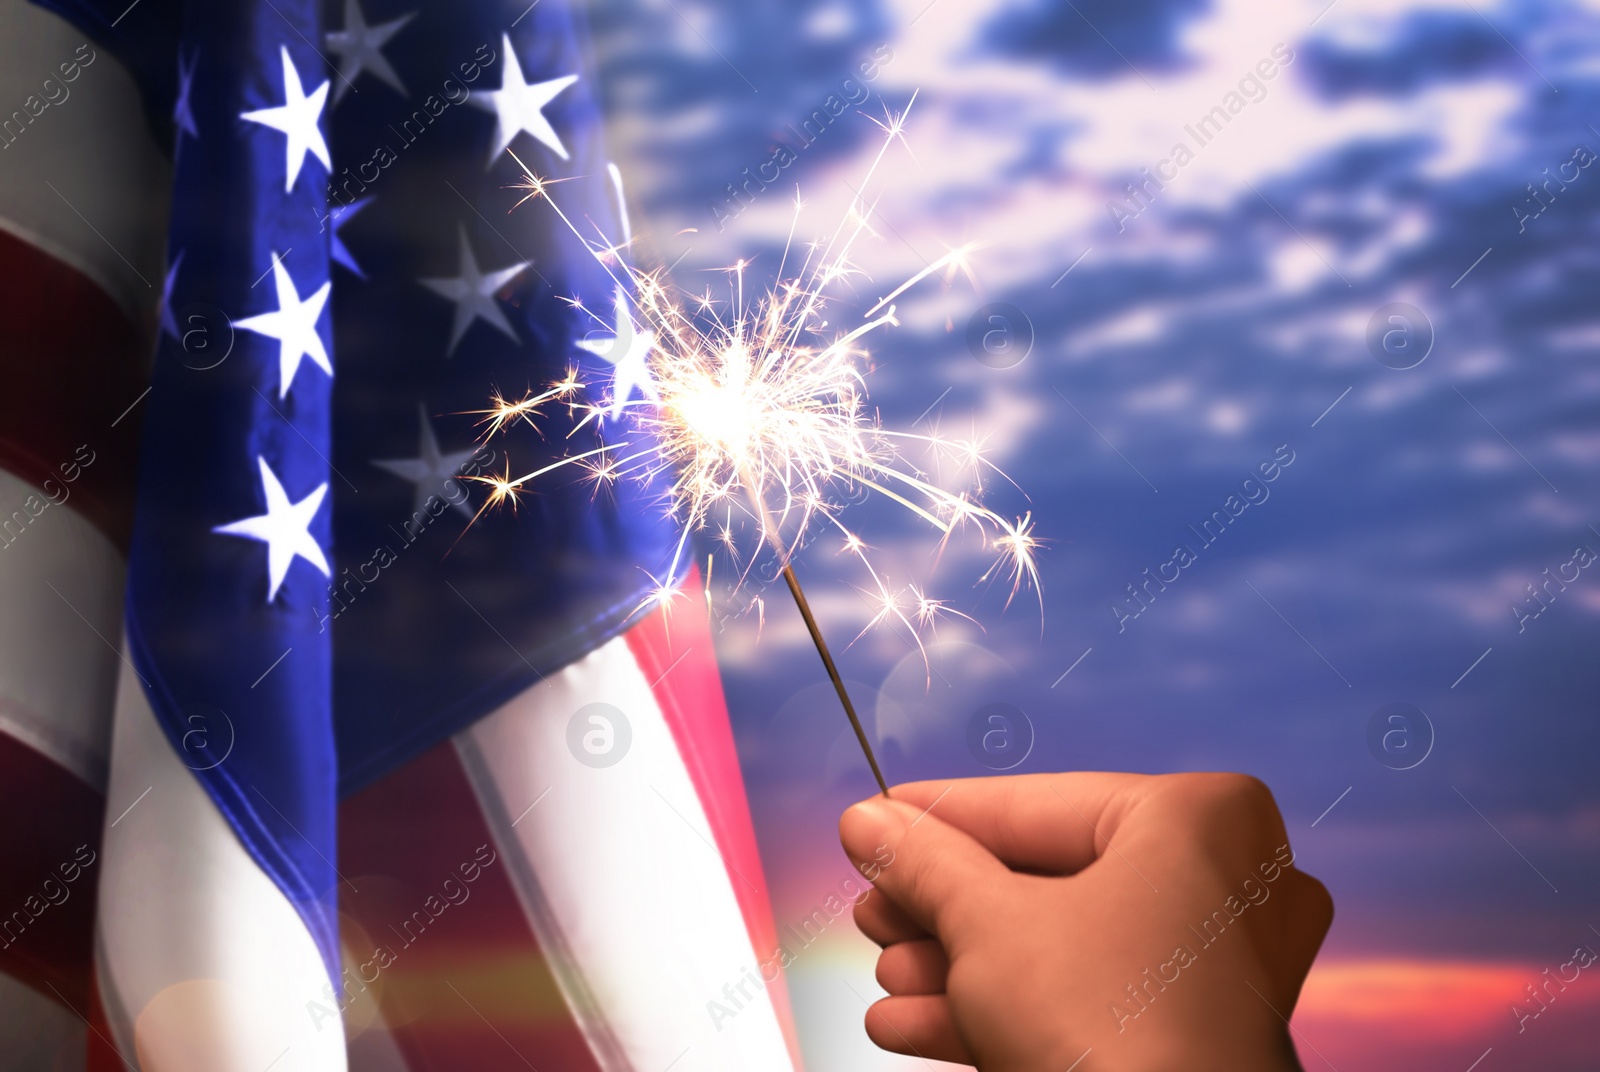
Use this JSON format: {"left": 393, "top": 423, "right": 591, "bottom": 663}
{"left": 1158, "top": 773, "right": 1288, "bottom": 861}
{"left": 1215, "top": 771, "right": 1274, "bottom": 805}
{"left": 874, "top": 949, "right": 896, "bottom": 991}
{"left": 853, "top": 892, "right": 875, "bottom": 929}
{"left": 1192, "top": 772, "right": 1279, "bottom": 822}
{"left": 1294, "top": 871, "right": 1335, "bottom": 927}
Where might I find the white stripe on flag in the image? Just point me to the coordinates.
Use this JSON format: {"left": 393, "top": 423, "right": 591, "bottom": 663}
{"left": 0, "top": 466, "right": 122, "bottom": 789}
{"left": 97, "top": 660, "right": 348, "bottom": 1072}
{"left": 454, "top": 631, "right": 795, "bottom": 1072}
{"left": 0, "top": 0, "right": 170, "bottom": 320}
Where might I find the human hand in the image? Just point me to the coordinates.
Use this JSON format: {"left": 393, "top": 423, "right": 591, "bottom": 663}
{"left": 838, "top": 772, "right": 1332, "bottom": 1071}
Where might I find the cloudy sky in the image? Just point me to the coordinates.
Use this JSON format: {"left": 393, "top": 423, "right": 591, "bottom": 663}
{"left": 592, "top": 0, "right": 1600, "bottom": 1067}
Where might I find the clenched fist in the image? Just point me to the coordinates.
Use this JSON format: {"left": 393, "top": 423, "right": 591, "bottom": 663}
{"left": 839, "top": 772, "right": 1332, "bottom": 1071}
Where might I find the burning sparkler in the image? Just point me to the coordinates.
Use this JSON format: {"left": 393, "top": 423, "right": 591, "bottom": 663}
{"left": 471, "top": 99, "right": 1040, "bottom": 794}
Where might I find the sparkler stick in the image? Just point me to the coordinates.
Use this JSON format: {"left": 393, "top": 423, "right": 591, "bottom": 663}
{"left": 477, "top": 103, "right": 1040, "bottom": 794}
{"left": 735, "top": 456, "right": 891, "bottom": 795}
{"left": 781, "top": 562, "right": 890, "bottom": 795}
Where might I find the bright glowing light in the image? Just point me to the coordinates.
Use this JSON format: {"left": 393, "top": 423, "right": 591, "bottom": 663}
{"left": 472, "top": 102, "right": 1041, "bottom": 643}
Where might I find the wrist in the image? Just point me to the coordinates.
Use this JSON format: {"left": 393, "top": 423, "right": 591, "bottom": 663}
{"left": 1093, "top": 1023, "right": 1302, "bottom": 1072}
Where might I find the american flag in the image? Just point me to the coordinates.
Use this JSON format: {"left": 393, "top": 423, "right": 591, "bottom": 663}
{"left": 0, "top": 0, "right": 799, "bottom": 1068}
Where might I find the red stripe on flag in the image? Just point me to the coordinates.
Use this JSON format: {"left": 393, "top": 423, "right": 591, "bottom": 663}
{"left": 0, "top": 229, "right": 146, "bottom": 552}
{"left": 624, "top": 565, "right": 803, "bottom": 1067}
{"left": 0, "top": 731, "right": 103, "bottom": 1012}
{"left": 338, "top": 740, "right": 602, "bottom": 1071}
{"left": 84, "top": 970, "right": 127, "bottom": 1072}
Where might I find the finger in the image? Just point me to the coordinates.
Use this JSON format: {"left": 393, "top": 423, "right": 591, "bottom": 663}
{"left": 864, "top": 995, "right": 974, "bottom": 1065}
{"left": 1275, "top": 869, "right": 1334, "bottom": 1003}
{"left": 885, "top": 773, "right": 1155, "bottom": 875}
{"left": 853, "top": 888, "right": 928, "bottom": 947}
{"left": 840, "top": 797, "right": 1012, "bottom": 947}
{"left": 876, "top": 938, "right": 949, "bottom": 995}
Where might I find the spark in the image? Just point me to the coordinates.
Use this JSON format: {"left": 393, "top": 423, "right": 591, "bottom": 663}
{"left": 640, "top": 574, "right": 689, "bottom": 615}
{"left": 475, "top": 98, "right": 1041, "bottom": 647}
{"left": 508, "top": 168, "right": 581, "bottom": 211}
{"left": 467, "top": 373, "right": 585, "bottom": 438}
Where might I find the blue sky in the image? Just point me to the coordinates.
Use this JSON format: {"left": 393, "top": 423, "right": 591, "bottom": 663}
{"left": 591, "top": 0, "right": 1600, "bottom": 1065}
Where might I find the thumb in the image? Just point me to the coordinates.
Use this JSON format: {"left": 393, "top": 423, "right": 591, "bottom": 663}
{"left": 840, "top": 794, "right": 1012, "bottom": 947}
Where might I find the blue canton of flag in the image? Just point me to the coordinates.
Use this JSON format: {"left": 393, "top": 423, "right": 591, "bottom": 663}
{"left": 67, "top": 0, "right": 681, "bottom": 990}
{"left": 318, "top": 1, "right": 679, "bottom": 792}
{"left": 124, "top": 0, "right": 342, "bottom": 978}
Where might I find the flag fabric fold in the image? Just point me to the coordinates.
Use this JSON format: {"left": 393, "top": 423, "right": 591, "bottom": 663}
{"left": 4, "top": 0, "right": 803, "bottom": 1067}
{"left": 114, "top": 0, "right": 343, "bottom": 984}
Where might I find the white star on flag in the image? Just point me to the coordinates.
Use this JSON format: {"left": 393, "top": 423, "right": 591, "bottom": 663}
{"left": 173, "top": 49, "right": 199, "bottom": 141}
{"left": 329, "top": 197, "right": 372, "bottom": 277}
{"left": 418, "top": 226, "right": 530, "bottom": 356}
{"left": 214, "top": 457, "right": 330, "bottom": 602}
{"left": 470, "top": 32, "right": 578, "bottom": 166}
{"left": 326, "top": 0, "right": 414, "bottom": 104}
{"left": 241, "top": 45, "right": 331, "bottom": 192}
{"left": 236, "top": 254, "right": 332, "bottom": 399}
{"left": 373, "top": 407, "right": 479, "bottom": 518}
{"left": 578, "top": 286, "right": 659, "bottom": 419}
{"left": 158, "top": 250, "right": 184, "bottom": 343}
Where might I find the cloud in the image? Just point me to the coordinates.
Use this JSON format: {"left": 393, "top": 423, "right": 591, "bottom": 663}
{"left": 979, "top": 0, "right": 1212, "bottom": 78}
{"left": 1300, "top": 9, "right": 1521, "bottom": 100}
{"left": 601, "top": 4, "right": 1600, "bottom": 1046}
